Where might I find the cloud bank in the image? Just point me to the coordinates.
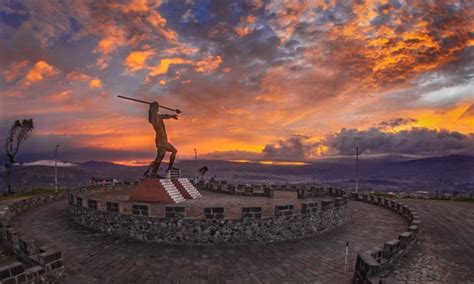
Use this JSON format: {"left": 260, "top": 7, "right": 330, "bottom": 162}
{"left": 0, "top": 0, "right": 472, "bottom": 163}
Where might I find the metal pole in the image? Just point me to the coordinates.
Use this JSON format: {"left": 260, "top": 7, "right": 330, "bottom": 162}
{"left": 54, "top": 144, "right": 59, "bottom": 192}
{"left": 194, "top": 148, "right": 197, "bottom": 182}
{"left": 356, "top": 147, "right": 359, "bottom": 193}
{"left": 117, "top": 95, "right": 181, "bottom": 113}
{"left": 194, "top": 149, "right": 197, "bottom": 169}
{"left": 344, "top": 242, "right": 349, "bottom": 273}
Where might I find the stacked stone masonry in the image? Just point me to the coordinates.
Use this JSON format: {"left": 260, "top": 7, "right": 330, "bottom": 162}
{"left": 198, "top": 179, "right": 347, "bottom": 199}
{"left": 350, "top": 193, "right": 421, "bottom": 284}
{"left": 0, "top": 183, "right": 419, "bottom": 283}
{"left": 0, "top": 185, "right": 121, "bottom": 284}
{"left": 69, "top": 181, "right": 349, "bottom": 245}
{"left": 0, "top": 194, "right": 66, "bottom": 283}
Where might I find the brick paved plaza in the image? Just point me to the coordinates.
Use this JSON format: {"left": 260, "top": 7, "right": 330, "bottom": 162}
{"left": 386, "top": 199, "right": 474, "bottom": 283}
{"left": 12, "top": 197, "right": 474, "bottom": 283}
{"left": 15, "top": 199, "right": 406, "bottom": 283}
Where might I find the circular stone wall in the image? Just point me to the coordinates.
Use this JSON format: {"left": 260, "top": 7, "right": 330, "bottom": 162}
{"left": 68, "top": 185, "right": 348, "bottom": 245}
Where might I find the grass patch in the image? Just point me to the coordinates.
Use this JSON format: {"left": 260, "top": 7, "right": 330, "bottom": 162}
{"left": 0, "top": 188, "right": 65, "bottom": 201}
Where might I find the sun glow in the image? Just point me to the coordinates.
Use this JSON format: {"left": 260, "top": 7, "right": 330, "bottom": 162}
{"left": 229, "top": 160, "right": 309, "bottom": 166}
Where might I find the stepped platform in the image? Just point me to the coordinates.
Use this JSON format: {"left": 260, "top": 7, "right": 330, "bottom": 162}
{"left": 129, "top": 178, "right": 200, "bottom": 204}
{"left": 67, "top": 183, "right": 348, "bottom": 244}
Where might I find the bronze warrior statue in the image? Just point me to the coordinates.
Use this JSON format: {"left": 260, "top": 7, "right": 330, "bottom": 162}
{"left": 144, "top": 101, "right": 178, "bottom": 177}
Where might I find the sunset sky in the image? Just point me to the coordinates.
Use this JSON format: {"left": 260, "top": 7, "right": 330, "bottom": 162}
{"left": 0, "top": 0, "right": 473, "bottom": 165}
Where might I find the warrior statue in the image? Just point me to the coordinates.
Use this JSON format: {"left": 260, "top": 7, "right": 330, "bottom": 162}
{"left": 143, "top": 101, "right": 178, "bottom": 177}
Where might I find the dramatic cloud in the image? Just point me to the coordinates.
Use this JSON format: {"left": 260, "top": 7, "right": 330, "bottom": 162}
{"left": 88, "top": 78, "right": 102, "bottom": 89}
{"left": 460, "top": 104, "right": 474, "bottom": 119}
{"left": 24, "top": 61, "right": 58, "bottom": 84}
{"left": 124, "top": 50, "right": 156, "bottom": 72}
{"left": 203, "top": 150, "right": 262, "bottom": 161}
{"left": 378, "top": 118, "right": 417, "bottom": 130}
{"left": 262, "top": 135, "right": 319, "bottom": 161}
{"left": 2, "top": 60, "right": 29, "bottom": 82}
{"left": 0, "top": 0, "right": 473, "bottom": 163}
{"left": 324, "top": 128, "right": 474, "bottom": 156}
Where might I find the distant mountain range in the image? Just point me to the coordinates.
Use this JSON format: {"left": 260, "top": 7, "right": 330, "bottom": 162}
{"left": 17, "top": 160, "right": 76, "bottom": 167}
{"left": 400, "top": 154, "right": 474, "bottom": 166}
{"left": 1, "top": 155, "right": 473, "bottom": 193}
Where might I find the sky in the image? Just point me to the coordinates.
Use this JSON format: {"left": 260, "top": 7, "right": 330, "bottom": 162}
{"left": 0, "top": 0, "right": 473, "bottom": 165}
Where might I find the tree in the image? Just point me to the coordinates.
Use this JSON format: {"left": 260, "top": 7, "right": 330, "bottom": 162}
{"left": 4, "top": 119, "right": 34, "bottom": 194}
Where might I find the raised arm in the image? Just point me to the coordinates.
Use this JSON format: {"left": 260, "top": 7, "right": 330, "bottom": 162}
{"left": 158, "top": 114, "right": 178, "bottom": 120}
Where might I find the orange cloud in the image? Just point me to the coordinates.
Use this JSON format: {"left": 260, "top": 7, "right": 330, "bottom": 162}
{"left": 107, "top": 0, "right": 178, "bottom": 44}
{"left": 125, "top": 52, "right": 222, "bottom": 79}
{"left": 124, "top": 49, "right": 156, "bottom": 72}
{"left": 411, "top": 103, "right": 474, "bottom": 134}
{"left": 161, "top": 45, "right": 198, "bottom": 56}
{"left": 265, "top": 0, "right": 325, "bottom": 42}
{"left": 95, "top": 25, "right": 127, "bottom": 55}
{"left": 235, "top": 15, "right": 258, "bottom": 37}
{"left": 322, "top": 2, "right": 472, "bottom": 91}
{"left": 66, "top": 71, "right": 91, "bottom": 82}
{"left": 149, "top": 58, "right": 191, "bottom": 76}
{"left": 24, "top": 61, "right": 58, "bottom": 84}
{"left": 93, "top": 24, "right": 127, "bottom": 69}
{"left": 194, "top": 56, "right": 222, "bottom": 73}
{"left": 147, "top": 13, "right": 167, "bottom": 27}
{"left": 235, "top": 27, "right": 251, "bottom": 37}
{"left": 2, "top": 60, "right": 29, "bottom": 82}
{"left": 47, "top": 90, "right": 72, "bottom": 102}
{"left": 109, "top": 0, "right": 154, "bottom": 13}
{"left": 89, "top": 78, "right": 102, "bottom": 89}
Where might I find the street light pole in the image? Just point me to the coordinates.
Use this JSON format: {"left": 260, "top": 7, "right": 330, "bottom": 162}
{"left": 194, "top": 148, "right": 197, "bottom": 182}
{"left": 55, "top": 144, "right": 59, "bottom": 193}
{"left": 356, "top": 146, "right": 359, "bottom": 193}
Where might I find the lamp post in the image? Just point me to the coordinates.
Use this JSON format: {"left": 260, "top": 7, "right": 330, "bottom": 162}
{"left": 55, "top": 144, "right": 59, "bottom": 193}
{"left": 355, "top": 146, "right": 359, "bottom": 193}
{"left": 194, "top": 148, "right": 197, "bottom": 182}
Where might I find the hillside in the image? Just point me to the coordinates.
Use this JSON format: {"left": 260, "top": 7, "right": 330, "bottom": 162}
{"left": 0, "top": 155, "right": 473, "bottom": 193}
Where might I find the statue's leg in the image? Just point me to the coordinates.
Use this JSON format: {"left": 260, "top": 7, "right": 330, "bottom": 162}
{"left": 167, "top": 143, "right": 178, "bottom": 171}
{"left": 151, "top": 147, "right": 166, "bottom": 176}
{"left": 143, "top": 160, "right": 156, "bottom": 176}
{"left": 144, "top": 149, "right": 159, "bottom": 177}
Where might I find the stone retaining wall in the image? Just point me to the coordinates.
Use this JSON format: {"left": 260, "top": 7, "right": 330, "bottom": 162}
{"left": 0, "top": 193, "right": 67, "bottom": 283}
{"left": 0, "top": 185, "right": 123, "bottom": 283}
{"left": 351, "top": 193, "right": 420, "bottom": 284}
{"left": 199, "top": 179, "right": 345, "bottom": 199}
{"left": 69, "top": 184, "right": 349, "bottom": 245}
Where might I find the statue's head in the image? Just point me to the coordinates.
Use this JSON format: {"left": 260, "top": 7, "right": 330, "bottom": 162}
{"left": 148, "top": 101, "right": 160, "bottom": 123}
{"left": 150, "top": 101, "right": 160, "bottom": 111}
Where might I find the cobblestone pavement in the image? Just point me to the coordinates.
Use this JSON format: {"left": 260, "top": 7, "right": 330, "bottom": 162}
{"left": 14, "top": 200, "right": 407, "bottom": 283}
{"left": 385, "top": 199, "right": 474, "bottom": 283}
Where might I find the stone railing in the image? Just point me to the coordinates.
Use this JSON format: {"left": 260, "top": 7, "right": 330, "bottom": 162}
{"left": 69, "top": 186, "right": 349, "bottom": 245}
{"left": 198, "top": 179, "right": 345, "bottom": 199}
{"left": 0, "top": 193, "right": 67, "bottom": 283}
{"left": 350, "top": 193, "right": 420, "bottom": 283}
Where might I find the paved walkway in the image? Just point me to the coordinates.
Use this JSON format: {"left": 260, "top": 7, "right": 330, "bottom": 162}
{"left": 386, "top": 199, "right": 474, "bottom": 283}
{"left": 14, "top": 200, "right": 407, "bottom": 283}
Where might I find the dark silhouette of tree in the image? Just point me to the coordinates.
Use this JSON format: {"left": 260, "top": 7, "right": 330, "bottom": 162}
{"left": 4, "top": 119, "right": 34, "bottom": 194}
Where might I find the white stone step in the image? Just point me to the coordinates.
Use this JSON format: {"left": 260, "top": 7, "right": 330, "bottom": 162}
{"left": 159, "top": 180, "right": 185, "bottom": 203}
{"left": 174, "top": 178, "right": 202, "bottom": 199}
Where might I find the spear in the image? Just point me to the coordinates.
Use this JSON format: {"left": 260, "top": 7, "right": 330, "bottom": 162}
{"left": 117, "top": 95, "right": 182, "bottom": 114}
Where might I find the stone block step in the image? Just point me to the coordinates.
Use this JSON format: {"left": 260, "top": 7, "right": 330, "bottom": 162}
{"left": 160, "top": 180, "right": 185, "bottom": 203}
{"left": 171, "top": 178, "right": 202, "bottom": 200}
